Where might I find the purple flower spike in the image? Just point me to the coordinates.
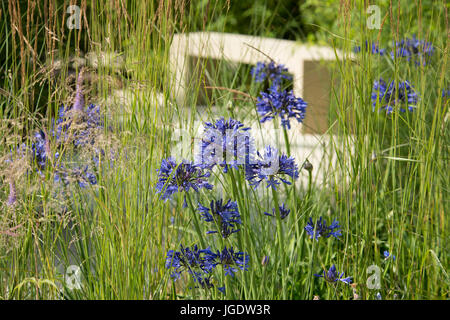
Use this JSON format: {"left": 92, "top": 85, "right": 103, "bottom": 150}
{"left": 7, "top": 179, "right": 17, "bottom": 207}
{"left": 43, "top": 128, "right": 51, "bottom": 158}
{"left": 73, "top": 69, "right": 85, "bottom": 112}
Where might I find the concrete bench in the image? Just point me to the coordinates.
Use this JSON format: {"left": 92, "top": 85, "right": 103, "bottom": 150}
{"left": 169, "top": 32, "right": 350, "bottom": 134}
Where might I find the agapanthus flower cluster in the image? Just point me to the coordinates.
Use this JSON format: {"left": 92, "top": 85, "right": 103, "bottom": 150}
{"left": 251, "top": 61, "right": 292, "bottom": 88}
{"left": 371, "top": 78, "right": 419, "bottom": 114}
{"left": 197, "top": 117, "right": 255, "bottom": 172}
{"left": 165, "top": 245, "right": 250, "bottom": 289}
{"left": 353, "top": 41, "right": 386, "bottom": 56}
{"left": 256, "top": 85, "right": 307, "bottom": 129}
{"left": 264, "top": 203, "right": 290, "bottom": 220}
{"left": 198, "top": 199, "right": 241, "bottom": 238}
{"left": 165, "top": 245, "right": 216, "bottom": 283}
{"left": 156, "top": 157, "right": 213, "bottom": 203}
{"left": 391, "top": 35, "right": 434, "bottom": 66}
{"left": 245, "top": 145, "right": 299, "bottom": 189}
{"left": 28, "top": 70, "right": 104, "bottom": 190}
{"left": 1, "top": 69, "right": 110, "bottom": 216}
{"left": 305, "top": 216, "right": 342, "bottom": 241}
{"left": 314, "top": 264, "right": 352, "bottom": 285}
{"left": 213, "top": 246, "right": 250, "bottom": 277}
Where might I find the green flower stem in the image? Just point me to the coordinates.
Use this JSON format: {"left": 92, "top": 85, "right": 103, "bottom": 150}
{"left": 282, "top": 124, "right": 291, "bottom": 157}
{"left": 185, "top": 192, "right": 206, "bottom": 249}
{"left": 271, "top": 184, "right": 287, "bottom": 299}
{"left": 306, "top": 239, "right": 317, "bottom": 299}
{"left": 228, "top": 169, "right": 245, "bottom": 250}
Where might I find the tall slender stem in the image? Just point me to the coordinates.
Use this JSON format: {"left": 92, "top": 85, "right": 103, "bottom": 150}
{"left": 185, "top": 192, "right": 206, "bottom": 249}
{"left": 271, "top": 185, "right": 287, "bottom": 299}
{"left": 282, "top": 125, "right": 291, "bottom": 157}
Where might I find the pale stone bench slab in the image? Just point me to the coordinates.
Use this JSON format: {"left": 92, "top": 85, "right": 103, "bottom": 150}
{"left": 169, "top": 32, "right": 351, "bottom": 134}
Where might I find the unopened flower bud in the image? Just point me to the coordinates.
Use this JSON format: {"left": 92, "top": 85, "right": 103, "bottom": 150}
{"left": 303, "top": 159, "right": 313, "bottom": 172}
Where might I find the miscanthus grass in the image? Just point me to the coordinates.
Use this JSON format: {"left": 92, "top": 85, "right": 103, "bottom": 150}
{"left": 0, "top": 1, "right": 447, "bottom": 300}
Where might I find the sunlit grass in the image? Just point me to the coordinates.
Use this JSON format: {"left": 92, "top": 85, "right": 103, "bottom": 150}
{"left": 0, "top": 1, "right": 448, "bottom": 300}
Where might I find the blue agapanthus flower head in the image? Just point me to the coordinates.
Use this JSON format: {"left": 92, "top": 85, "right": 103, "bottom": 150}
{"left": 264, "top": 203, "right": 290, "bottom": 220}
{"left": 383, "top": 250, "right": 396, "bottom": 261}
{"left": 250, "top": 61, "right": 292, "bottom": 88}
{"left": 31, "top": 130, "right": 52, "bottom": 170}
{"left": 165, "top": 245, "right": 216, "bottom": 281}
{"left": 197, "top": 117, "right": 255, "bottom": 172}
{"left": 213, "top": 247, "right": 250, "bottom": 277}
{"left": 245, "top": 145, "right": 299, "bottom": 189}
{"left": 156, "top": 157, "right": 213, "bottom": 202}
{"left": 353, "top": 40, "right": 386, "bottom": 55}
{"left": 256, "top": 85, "right": 307, "bottom": 129}
{"left": 391, "top": 35, "right": 434, "bottom": 66}
{"left": 371, "top": 78, "right": 419, "bottom": 114}
{"left": 315, "top": 264, "right": 352, "bottom": 285}
{"left": 305, "top": 216, "right": 342, "bottom": 241}
{"left": 198, "top": 199, "right": 241, "bottom": 238}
